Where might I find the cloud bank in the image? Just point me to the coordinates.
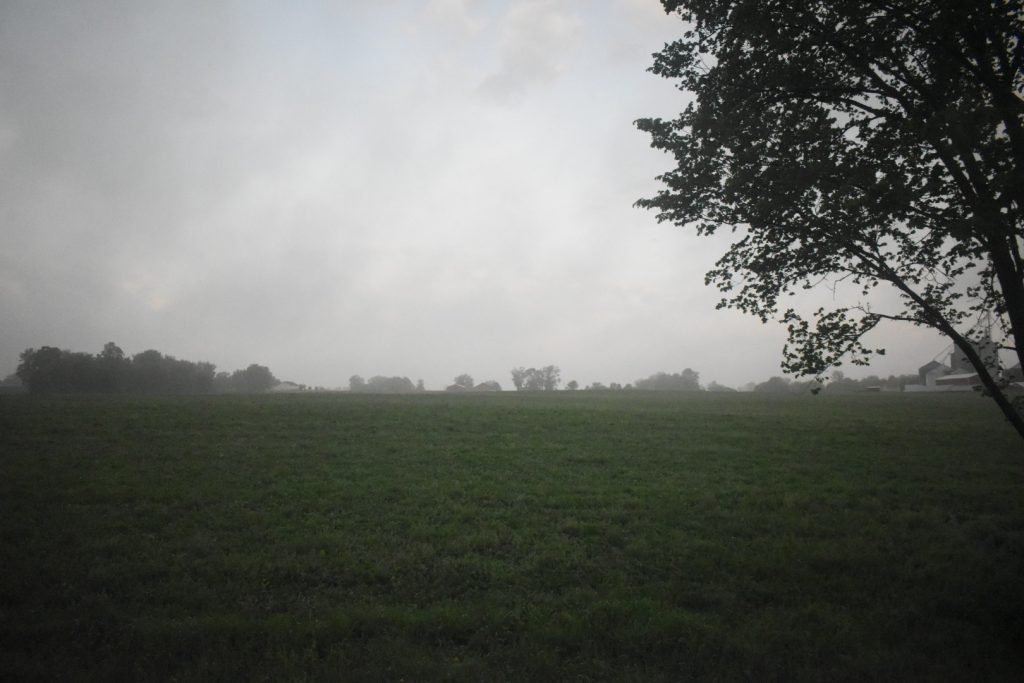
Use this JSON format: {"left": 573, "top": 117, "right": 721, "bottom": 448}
{"left": 0, "top": 0, "right": 948, "bottom": 389}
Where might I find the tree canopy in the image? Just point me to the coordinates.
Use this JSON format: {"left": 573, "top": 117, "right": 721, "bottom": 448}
{"left": 634, "top": 369, "right": 703, "bottom": 391}
{"left": 16, "top": 345, "right": 215, "bottom": 394}
{"left": 13, "top": 343, "right": 282, "bottom": 394}
{"left": 637, "top": 0, "right": 1024, "bottom": 436}
{"left": 356, "top": 376, "right": 417, "bottom": 394}
{"left": 510, "top": 366, "right": 562, "bottom": 391}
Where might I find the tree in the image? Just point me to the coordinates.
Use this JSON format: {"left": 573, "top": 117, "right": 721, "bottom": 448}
{"left": 511, "top": 366, "right": 561, "bottom": 391}
{"left": 824, "top": 369, "right": 860, "bottom": 394}
{"left": 213, "top": 371, "right": 233, "bottom": 393}
{"left": 231, "top": 364, "right": 277, "bottom": 393}
{"left": 131, "top": 350, "right": 166, "bottom": 392}
{"left": 637, "top": 1, "right": 1024, "bottom": 437}
{"left": 510, "top": 367, "right": 527, "bottom": 391}
{"left": 364, "top": 376, "right": 416, "bottom": 393}
{"left": 754, "top": 376, "right": 792, "bottom": 394}
{"left": 96, "top": 341, "right": 128, "bottom": 391}
{"left": 349, "top": 375, "right": 366, "bottom": 392}
{"left": 634, "top": 369, "right": 702, "bottom": 391}
{"left": 566, "top": 379, "right": 579, "bottom": 391}
{"left": 17, "top": 343, "right": 218, "bottom": 394}
{"left": 884, "top": 374, "right": 921, "bottom": 391}
{"left": 538, "top": 365, "right": 561, "bottom": 391}
{"left": 523, "top": 368, "right": 544, "bottom": 391}
{"left": 453, "top": 373, "right": 474, "bottom": 389}
{"left": 17, "top": 346, "right": 64, "bottom": 392}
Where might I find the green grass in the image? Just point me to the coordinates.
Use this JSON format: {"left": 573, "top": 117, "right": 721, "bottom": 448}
{"left": 1, "top": 391, "right": 1022, "bottom": 681}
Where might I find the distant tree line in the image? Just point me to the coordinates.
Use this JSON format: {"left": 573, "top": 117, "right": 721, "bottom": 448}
{"left": 348, "top": 375, "right": 425, "bottom": 393}
{"left": 510, "top": 366, "right": 561, "bottom": 391}
{"left": 633, "top": 369, "right": 702, "bottom": 391}
{"left": 570, "top": 368, "right": 926, "bottom": 394}
{"left": 214, "top": 364, "right": 278, "bottom": 394}
{"left": 16, "top": 343, "right": 277, "bottom": 394}
{"left": 446, "top": 374, "right": 502, "bottom": 391}
{"left": 749, "top": 371, "right": 920, "bottom": 394}
{"left": 575, "top": 369, "right": 704, "bottom": 392}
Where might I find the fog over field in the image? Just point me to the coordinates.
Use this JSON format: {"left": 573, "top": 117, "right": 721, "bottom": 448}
{"left": 0, "top": 0, "right": 948, "bottom": 389}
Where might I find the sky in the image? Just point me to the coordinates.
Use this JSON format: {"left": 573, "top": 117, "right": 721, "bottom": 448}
{"left": 0, "top": 0, "right": 950, "bottom": 390}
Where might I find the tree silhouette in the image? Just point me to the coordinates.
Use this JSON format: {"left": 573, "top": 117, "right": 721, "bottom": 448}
{"left": 638, "top": 0, "right": 1024, "bottom": 437}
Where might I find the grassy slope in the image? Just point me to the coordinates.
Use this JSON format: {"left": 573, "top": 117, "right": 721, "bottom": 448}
{"left": 1, "top": 391, "right": 1022, "bottom": 681}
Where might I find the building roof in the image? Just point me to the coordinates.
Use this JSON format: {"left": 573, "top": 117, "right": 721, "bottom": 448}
{"left": 934, "top": 372, "right": 981, "bottom": 385}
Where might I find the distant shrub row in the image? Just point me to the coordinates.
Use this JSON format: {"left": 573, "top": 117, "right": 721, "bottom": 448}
{"left": 16, "top": 343, "right": 277, "bottom": 394}
{"left": 347, "top": 375, "right": 422, "bottom": 394}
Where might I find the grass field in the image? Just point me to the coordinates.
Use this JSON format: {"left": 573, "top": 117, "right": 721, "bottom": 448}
{"left": 1, "top": 391, "right": 1023, "bottom": 681}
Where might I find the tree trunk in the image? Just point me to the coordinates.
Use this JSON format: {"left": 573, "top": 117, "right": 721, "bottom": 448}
{"left": 989, "top": 235, "right": 1024, "bottom": 373}
{"left": 936, "top": 315, "right": 1024, "bottom": 441}
{"left": 887, "top": 266, "right": 1024, "bottom": 440}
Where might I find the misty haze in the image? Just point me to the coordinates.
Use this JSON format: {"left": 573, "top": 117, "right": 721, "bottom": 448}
{"left": 2, "top": 1, "right": 1022, "bottom": 681}
{"left": 0, "top": 0, "right": 962, "bottom": 388}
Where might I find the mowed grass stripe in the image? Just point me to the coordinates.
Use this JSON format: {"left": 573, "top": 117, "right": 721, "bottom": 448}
{"left": 1, "top": 392, "right": 1022, "bottom": 681}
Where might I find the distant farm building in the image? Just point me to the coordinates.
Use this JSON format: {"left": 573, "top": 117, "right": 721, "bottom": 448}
{"left": 934, "top": 373, "right": 983, "bottom": 388}
{"left": 906, "top": 337, "right": 1001, "bottom": 392}
{"left": 951, "top": 336, "right": 1000, "bottom": 376}
{"left": 270, "top": 381, "right": 304, "bottom": 393}
{"left": 1004, "top": 364, "right": 1023, "bottom": 383}
{"left": 918, "top": 360, "right": 948, "bottom": 387}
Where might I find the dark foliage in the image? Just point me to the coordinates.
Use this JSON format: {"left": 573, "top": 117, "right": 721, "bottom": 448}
{"left": 634, "top": 368, "right": 703, "bottom": 391}
{"left": 510, "top": 366, "right": 561, "bottom": 391}
{"left": 16, "top": 343, "right": 274, "bottom": 394}
{"left": 360, "top": 376, "right": 417, "bottom": 393}
{"left": 638, "top": 0, "right": 1024, "bottom": 436}
{"left": 213, "top": 364, "right": 278, "bottom": 394}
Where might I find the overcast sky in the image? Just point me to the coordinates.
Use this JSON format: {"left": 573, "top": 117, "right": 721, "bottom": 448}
{"left": 0, "top": 0, "right": 949, "bottom": 389}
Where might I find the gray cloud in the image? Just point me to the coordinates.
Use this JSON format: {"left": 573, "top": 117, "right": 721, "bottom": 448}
{"left": 425, "top": 0, "right": 487, "bottom": 36}
{"left": 0, "top": 1, "right": 950, "bottom": 389}
{"left": 478, "top": 0, "right": 582, "bottom": 101}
